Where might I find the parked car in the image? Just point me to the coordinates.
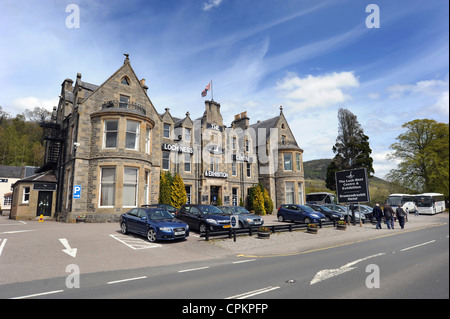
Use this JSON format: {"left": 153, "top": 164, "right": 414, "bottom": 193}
{"left": 217, "top": 206, "right": 264, "bottom": 228}
{"left": 141, "top": 204, "right": 178, "bottom": 216}
{"left": 120, "top": 208, "right": 189, "bottom": 243}
{"left": 277, "top": 204, "right": 326, "bottom": 224}
{"left": 177, "top": 204, "right": 231, "bottom": 233}
{"left": 306, "top": 204, "right": 344, "bottom": 221}
{"left": 324, "top": 204, "right": 366, "bottom": 222}
{"left": 359, "top": 205, "right": 374, "bottom": 221}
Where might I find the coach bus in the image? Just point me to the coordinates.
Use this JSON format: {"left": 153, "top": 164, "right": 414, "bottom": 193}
{"left": 306, "top": 192, "right": 337, "bottom": 205}
{"left": 386, "top": 194, "right": 418, "bottom": 214}
{"left": 414, "top": 193, "right": 446, "bottom": 215}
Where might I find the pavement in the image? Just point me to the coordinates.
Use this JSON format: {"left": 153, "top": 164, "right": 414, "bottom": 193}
{"left": 0, "top": 212, "right": 448, "bottom": 285}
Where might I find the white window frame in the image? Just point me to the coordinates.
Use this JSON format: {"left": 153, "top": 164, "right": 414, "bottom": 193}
{"left": 99, "top": 167, "right": 116, "bottom": 207}
{"left": 22, "top": 186, "right": 30, "bottom": 204}
{"left": 123, "top": 167, "right": 139, "bottom": 208}
{"left": 103, "top": 119, "right": 119, "bottom": 149}
{"left": 285, "top": 182, "right": 294, "bottom": 204}
{"left": 145, "top": 127, "right": 151, "bottom": 154}
{"left": 125, "top": 120, "right": 140, "bottom": 151}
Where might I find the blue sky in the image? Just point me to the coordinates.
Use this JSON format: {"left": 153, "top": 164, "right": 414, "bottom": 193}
{"left": 0, "top": 0, "right": 448, "bottom": 178}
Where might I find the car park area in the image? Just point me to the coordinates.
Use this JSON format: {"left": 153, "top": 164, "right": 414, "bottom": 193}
{"left": 1, "top": 211, "right": 448, "bottom": 286}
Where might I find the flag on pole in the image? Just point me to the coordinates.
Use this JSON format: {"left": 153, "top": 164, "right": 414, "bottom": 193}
{"left": 201, "top": 82, "right": 211, "bottom": 97}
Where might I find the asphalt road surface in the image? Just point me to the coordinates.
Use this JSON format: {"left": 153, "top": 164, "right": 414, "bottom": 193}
{"left": 1, "top": 217, "right": 447, "bottom": 302}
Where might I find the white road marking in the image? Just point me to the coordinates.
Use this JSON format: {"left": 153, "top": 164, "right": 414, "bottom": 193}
{"left": 107, "top": 276, "right": 147, "bottom": 285}
{"left": 11, "top": 290, "right": 64, "bottom": 299}
{"left": 226, "top": 286, "right": 280, "bottom": 299}
{"left": 233, "top": 259, "right": 256, "bottom": 264}
{"left": 109, "top": 234, "right": 161, "bottom": 250}
{"left": 178, "top": 266, "right": 210, "bottom": 273}
{"left": 59, "top": 238, "right": 77, "bottom": 258}
{"left": 401, "top": 240, "right": 436, "bottom": 252}
{"left": 0, "top": 238, "right": 7, "bottom": 256}
{"left": 0, "top": 230, "right": 35, "bottom": 234}
{"left": 310, "top": 253, "right": 386, "bottom": 285}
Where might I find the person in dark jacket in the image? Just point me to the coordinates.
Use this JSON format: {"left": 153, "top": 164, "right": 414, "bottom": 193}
{"left": 373, "top": 203, "right": 383, "bottom": 229}
{"left": 396, "top": 206, "right": 406, "bottom": 229}
{"left": 383, "top": 203, "right": 395, "bottom": 229}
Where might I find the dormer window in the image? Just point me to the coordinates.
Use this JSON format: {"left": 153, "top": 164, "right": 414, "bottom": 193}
{"left": 121, "top": 77, "right": 130, "bottom": 85}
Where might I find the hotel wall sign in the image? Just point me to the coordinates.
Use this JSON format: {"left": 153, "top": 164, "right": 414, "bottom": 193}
{"left": 204, "top": 170, "right": 228, "bottom": 178}
{"left": 207, "top": 123, "right": 223, "bottom": 132}
{"left": 162, "top": 143, "right": 194, "bottom": 154}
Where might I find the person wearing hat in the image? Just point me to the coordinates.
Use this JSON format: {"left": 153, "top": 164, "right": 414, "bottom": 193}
{"left": 373, "top": 203, "right": 383, "bottom": 229}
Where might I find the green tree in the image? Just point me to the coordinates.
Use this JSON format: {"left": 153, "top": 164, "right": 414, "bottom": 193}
{"left": 171, "top": 173, "right": 187, "bottom": 209}
{"left": 326, "top": 108, "right": 374, "bottom": 190}
{"left": 158, "top": 171, "right": 173, "bottom": 205}
{"left": 260, "top": 184, "right": 273, "bottom": 214}
{"left": 247, "top": 184, "right": 266, "bottom": 215}
{"left": 387, "top": 119, "right": 449, "bottom": 198}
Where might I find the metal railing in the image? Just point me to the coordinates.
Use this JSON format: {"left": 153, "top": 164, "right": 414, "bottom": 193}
{"left": 200, "top": 220, "right": 338, "bottom": 241}
{"left": 101, "top": 100, "right": 147, "bottom": 115}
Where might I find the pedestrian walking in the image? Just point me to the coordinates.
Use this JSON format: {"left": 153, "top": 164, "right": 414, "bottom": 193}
{"left": 383, "top": 203, "right": 395, "bottom": 229}
{"left": 396, "top": 206, "right": 407, "bottom": 229}
{"left": 373, "top": 203, "right": 383, "bottom": 229}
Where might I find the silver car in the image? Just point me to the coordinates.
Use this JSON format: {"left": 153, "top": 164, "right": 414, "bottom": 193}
{"left": 217, "top": 206, "right": 264, "bottom": 228}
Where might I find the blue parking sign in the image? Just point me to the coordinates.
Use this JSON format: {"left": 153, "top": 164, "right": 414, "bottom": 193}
{"left": 73, "top": 185, "right": 81, "bottom": 199}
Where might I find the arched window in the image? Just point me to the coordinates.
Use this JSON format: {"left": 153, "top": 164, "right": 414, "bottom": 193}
{"left": 121, "top": 76, "right": 130, "bottom": 85}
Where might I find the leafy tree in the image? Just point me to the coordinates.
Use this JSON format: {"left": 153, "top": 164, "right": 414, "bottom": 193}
{"left": 387, "top": 119, "right": 449, "bottom": 198}
{"left": 326, "top": 108, "right": 374, "bottom": 190}
{"left": 260, "top": 184, "right": 273, "bottom": 214}
{"left": 247, "top": 184, "right": 266, "bottom": 215}
{"left": 171, "top": 173, "right": 187, "bottom": 209}
{"left": 158, "top": 171, "right": 173, "bottom": 205}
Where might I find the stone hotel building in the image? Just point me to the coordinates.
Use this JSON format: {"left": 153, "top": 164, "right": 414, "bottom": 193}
{"left": 10, "top": 56, "right": 306, "bottom": 222}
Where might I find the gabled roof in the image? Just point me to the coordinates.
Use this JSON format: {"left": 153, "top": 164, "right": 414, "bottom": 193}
{"left": 78, "top": 57, "right": 162, "bottom": 122}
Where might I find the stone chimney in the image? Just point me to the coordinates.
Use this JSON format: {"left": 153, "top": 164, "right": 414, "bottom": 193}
{"left": 140, "top": 78, "right": 148, "bottom": 93}
{"left": 232, "top": 111, "right": 249, "bottom": 129}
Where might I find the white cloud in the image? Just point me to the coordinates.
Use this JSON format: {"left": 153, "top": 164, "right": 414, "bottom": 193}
{"left": 11, "top": 96, "right": 58, "bottom": 115}
{"left": 276, "top": 71, "right": 360, "bottom": 110}
{"left": 203, "top": 0, "right": 223, "bottom": 11}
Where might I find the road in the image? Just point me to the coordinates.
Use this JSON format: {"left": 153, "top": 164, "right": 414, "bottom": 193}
{"left": 1, "top": 218, "right": 447, "bottom": 302}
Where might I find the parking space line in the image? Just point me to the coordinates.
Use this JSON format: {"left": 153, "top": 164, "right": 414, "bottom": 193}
{"left": 0, "top": 238, "right": 7, "bottom": 256}
{"left": 109, "top": 234, "right": 161, "bottom": 250}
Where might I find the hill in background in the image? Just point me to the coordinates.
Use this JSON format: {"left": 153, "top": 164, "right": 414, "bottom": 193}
{"left": 304, "top": 159, "right": 395, "bottom": 205}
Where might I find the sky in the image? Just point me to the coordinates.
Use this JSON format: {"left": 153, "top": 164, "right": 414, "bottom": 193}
{"left": 0, "top": 0, "right": 448, "bottom": 178}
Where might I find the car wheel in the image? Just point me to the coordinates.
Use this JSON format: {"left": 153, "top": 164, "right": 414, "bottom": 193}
{"left": 278, "top": 215, "right": 284, "bottom": 222}
{"left": 304, "top": 217, "right": 311, "bottom": 224}
{"left": 199, "top": 223, "right": 207, "bottom": 233}
{"left": 120, "top": 222, "right": 128, "bottom": 234}
{"left": 147, "top": 228, "right": 157, "bottom": 243}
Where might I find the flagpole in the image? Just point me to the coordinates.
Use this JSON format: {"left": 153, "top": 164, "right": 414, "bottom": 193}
{"left": 211, "top": 80, "right": 214, "bottom": 101}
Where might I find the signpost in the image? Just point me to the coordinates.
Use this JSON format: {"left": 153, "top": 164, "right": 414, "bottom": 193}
{"left": 335, "top": 168, "right": 370, "bottom": 226}
{"left": 230, "top": 215, "right": 239, "bottom": 242}
{"left": 73, "top": 185, "right": 81, "bottom": 199}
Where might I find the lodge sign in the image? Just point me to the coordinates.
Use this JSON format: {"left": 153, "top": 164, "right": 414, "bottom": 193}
{"left": 162, "top": 143, "right": 194, "bottom": 154}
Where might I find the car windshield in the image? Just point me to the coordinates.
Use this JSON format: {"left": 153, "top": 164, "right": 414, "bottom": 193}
{"left": 198, "top": 205, "right": 226, "bottom": 215}
{"left": 217, "top": 206, "right": 234, "bottom": 214}
{"left": 317, "top": 205, "right": 333, "bottom": 212}
{"left": 300, "top": 205, "right": 316, "bottom": 213}
{"left": 147, "top": 210, "right": 174, "bottom": 220}
{"left": 232, "top": 207, "right": 250, "bottom": 214}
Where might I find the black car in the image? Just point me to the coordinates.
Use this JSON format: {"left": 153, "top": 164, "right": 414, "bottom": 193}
{"left": 141, "top": 204, "right": 178, "bottom": 216}
{"left": 176, "top": 204, "right": 231, "bottom": 233}
{"left": 306, "top": 204, "right": 344, "bottom": 221}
